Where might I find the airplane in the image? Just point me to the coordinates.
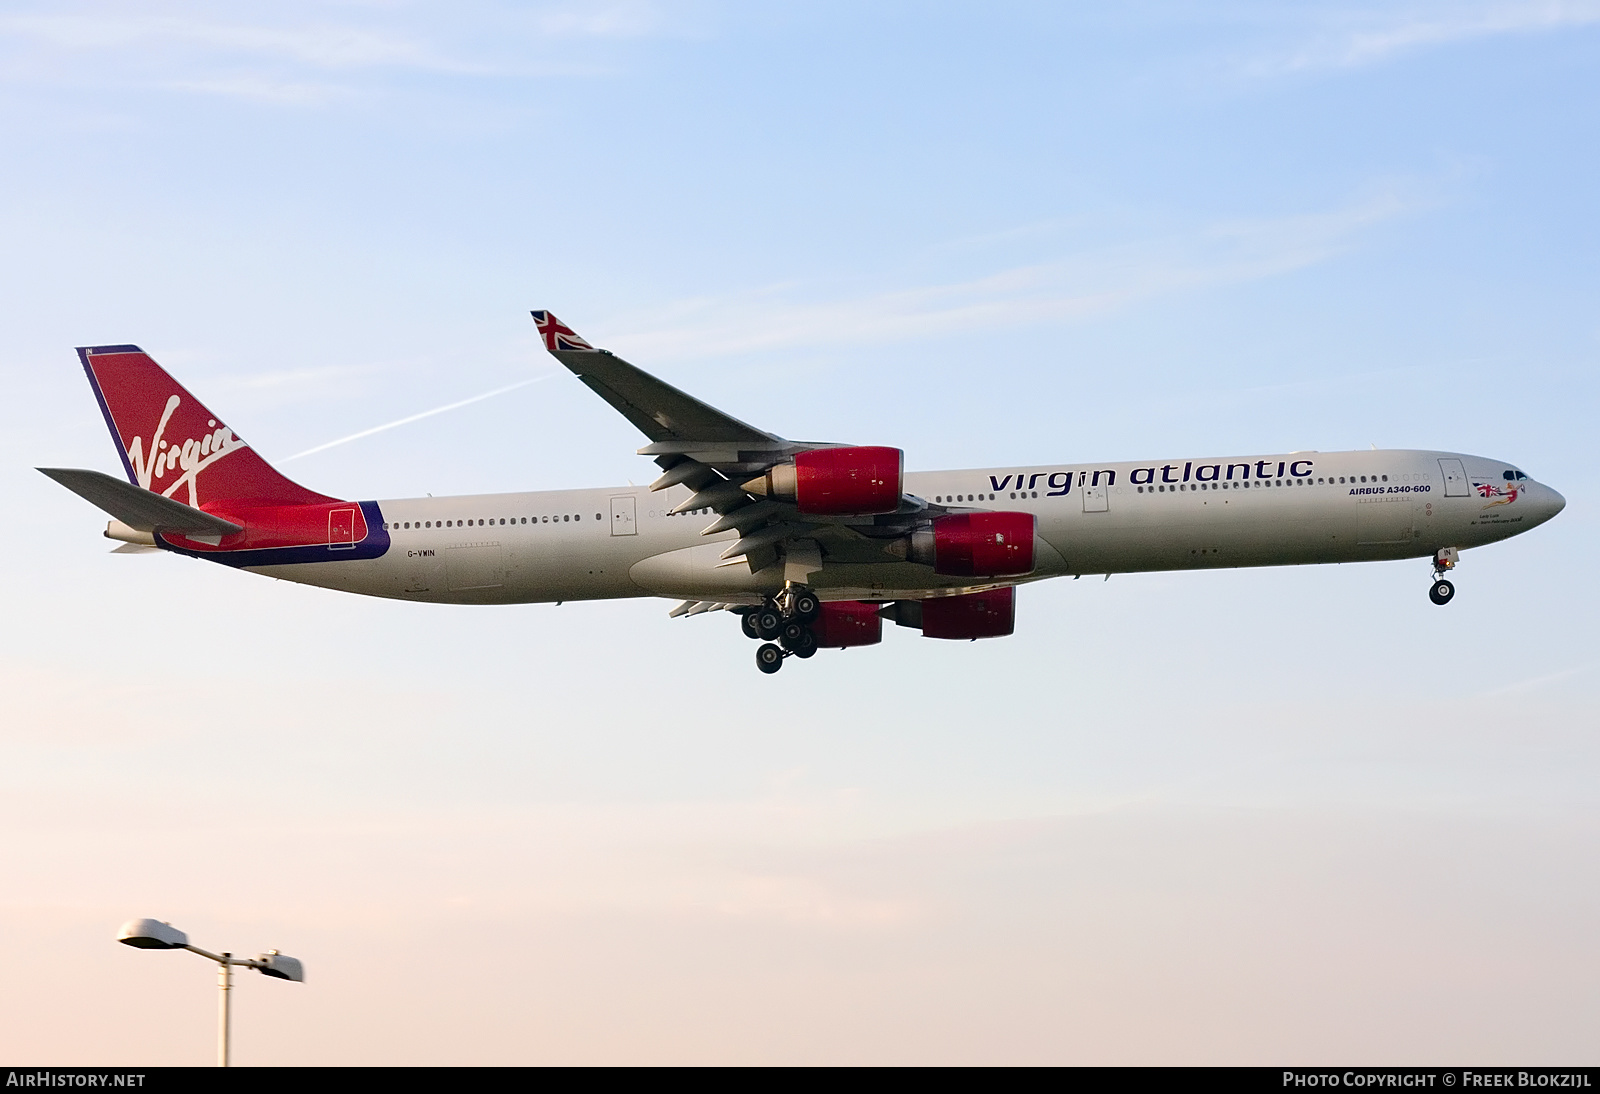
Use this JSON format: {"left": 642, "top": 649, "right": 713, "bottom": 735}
{"left": 40, "top": 310, "right": 1566, "bottom": 674}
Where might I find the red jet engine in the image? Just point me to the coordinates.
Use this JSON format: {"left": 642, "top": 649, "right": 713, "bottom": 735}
{"left": 909, "top": 512, "right": 1036, "bottom": 576}
{"left": 921, "top": 587, "right": 1015, "bottom": 640}
{"left": 810, "top": 600, "right": 884, "bottom": 648}
{"left": 744, "top": 446, "right": 902, "bottom": 515}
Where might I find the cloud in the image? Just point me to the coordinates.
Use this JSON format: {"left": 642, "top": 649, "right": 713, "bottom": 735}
{"left": 0, "top": 2, "right": 674, "bottom": 68}
{"left": 161, "top": 76, "right": 364, "bottom": 106}
{"left": 1247, "top": 0, "right": 1600, "bottom": 76}
{"left": 1479, "top": 662, "right": 1596, "bottom": 697}
{"left": 0, "top": 3, "right": 674, "bottom": 103}
{"left": 524, "top": 4, "right": 670, "bottom": 40}
{"left": 603, "top": 192, "right": 1418, "bottom": 362}
{"left": 0, "top": 13, "right": 475, "bottom": 73}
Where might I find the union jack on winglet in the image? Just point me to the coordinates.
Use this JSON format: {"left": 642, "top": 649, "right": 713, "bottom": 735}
{"left": 530, "top": 310, "right": 594, "bottom": 353}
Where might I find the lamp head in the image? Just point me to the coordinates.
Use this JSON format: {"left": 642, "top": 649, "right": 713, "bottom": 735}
{"left": 116, "top": 919, "right": 188, "bottom": 950}
{"left": 255, "top": 951, "right": 304, "bottom": 983}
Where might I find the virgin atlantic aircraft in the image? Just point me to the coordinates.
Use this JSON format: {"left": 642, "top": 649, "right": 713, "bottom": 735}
{"left": 41, "top": 311, "right": 1566, "bottom": 673}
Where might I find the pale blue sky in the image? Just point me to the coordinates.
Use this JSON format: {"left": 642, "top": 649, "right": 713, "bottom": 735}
{"left": 2, "top": 1, "right": 1597, "bottom": 1064}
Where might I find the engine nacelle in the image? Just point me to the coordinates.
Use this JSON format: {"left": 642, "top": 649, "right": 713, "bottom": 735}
{"left": 744, "top": 446, "right": 902, "bottom": 515}
{"left": 920, "top": 587, "right": 1015, "bottom": 640}
{"left": 810, "top": 600, "right": 884, "bottom": 648}
{"left": 908, "top": 512, "right": 1035, "bottom": 576}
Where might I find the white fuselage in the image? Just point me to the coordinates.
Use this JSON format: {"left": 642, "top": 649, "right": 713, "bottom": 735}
{"left": 246, "top": 449, "right": 1565, "bottom": 606}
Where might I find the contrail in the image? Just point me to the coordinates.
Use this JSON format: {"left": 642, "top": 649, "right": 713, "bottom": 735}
{"left": 284, "top": 373, "right": 556, "bottom": 461}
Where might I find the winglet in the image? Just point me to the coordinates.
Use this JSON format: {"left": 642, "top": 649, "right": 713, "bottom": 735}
{"left": 530, "top": 310, "right": 595, "bottom": 353}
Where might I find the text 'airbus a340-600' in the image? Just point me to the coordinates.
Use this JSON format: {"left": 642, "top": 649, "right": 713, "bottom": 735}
{"left": 40, "top": 311, "right": 1565, "bottom": 673}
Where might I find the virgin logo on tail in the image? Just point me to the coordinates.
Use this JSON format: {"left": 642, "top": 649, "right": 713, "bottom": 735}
{"left": 128, "top": 393, "right": 250, "bottom": 507}
{"left": 81, "top": 344, "right": 335, "bottom": 510}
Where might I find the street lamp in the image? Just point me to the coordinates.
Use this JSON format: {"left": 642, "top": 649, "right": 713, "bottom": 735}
{"left": 117, "top": 918, "right": 304, "bottom": 1067}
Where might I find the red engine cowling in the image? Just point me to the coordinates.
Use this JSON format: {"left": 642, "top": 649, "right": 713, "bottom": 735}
{"left": 810, "top": 601, "right": 884, "bottom": 648}
{"left": 746, "top": 446, "right": 902, "bottom": 515}
{"left": 922, "top": 587, "right": 1015, "bottom": 640}
{"left": 913, "top": 512, "right": 1036, "bottom": 576}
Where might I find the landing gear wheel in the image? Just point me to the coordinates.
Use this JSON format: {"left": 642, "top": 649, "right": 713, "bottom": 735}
{"left": 740, "top": 611, "right": 761, "bottom": 640}
{"left": 793, "top": 631, "right": 818, "bottom": 658}
{"left": 1429, "top": 579, "right": 1455, "bottom": 606}
{"left": 756, "top": 642, "right": 785, "bottom": 674}
{"left": 779, "top": 621, "right": 811, "bottom": 650}
{"left": 791, "top": 592, "right": 820, "bottom": 623}
{"left": 755, "top": 609, "right": 783, "bottom": 641}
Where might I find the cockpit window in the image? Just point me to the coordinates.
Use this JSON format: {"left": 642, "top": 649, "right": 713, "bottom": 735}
{"left": 1504, "top": 470, "right": 1515, "bottom": 480}
{"left": 1504, "top": 469, "right": 1529, "bottom": 481}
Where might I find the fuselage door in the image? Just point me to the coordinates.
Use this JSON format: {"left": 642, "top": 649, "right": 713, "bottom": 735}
{"left": 610, "top": 495, "right": 638, "bottom": 536}
{"left": 328, "top": 507, "right": 357, "bottom": 549}
{"left": 445, "top": 543, "right": 504, "bottom": 590}
{"left": 1082, "top": 482, "right": 1108, "bottom": 513}
{"left": 1439, "top": 458, "right": 1470, "bottom": 497}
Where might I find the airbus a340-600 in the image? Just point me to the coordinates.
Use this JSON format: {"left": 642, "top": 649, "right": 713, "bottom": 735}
{"left": 41, "top": 311, "right": 1565, "bottom": 673}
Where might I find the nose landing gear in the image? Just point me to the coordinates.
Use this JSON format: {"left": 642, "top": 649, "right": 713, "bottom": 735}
{"left": 1429, "top": 547, "right": 1459, "bottom": 606}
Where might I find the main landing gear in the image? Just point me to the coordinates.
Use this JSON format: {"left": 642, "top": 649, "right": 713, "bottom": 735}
{"left": 1429, "top": 547, "right": 1459, "bottom": 606}
{"left": 743, "top": 585, "right": 821, "bottom": 674}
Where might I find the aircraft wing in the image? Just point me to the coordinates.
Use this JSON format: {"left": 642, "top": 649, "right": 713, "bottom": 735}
{"left": 38, "top": 467, "right": 244, "bottom": 535}
{"left": 532, "top": 310, "right": 937, "bottom": 577}
{"left": 532, "top": 309, "right": 798, "bottom": 470}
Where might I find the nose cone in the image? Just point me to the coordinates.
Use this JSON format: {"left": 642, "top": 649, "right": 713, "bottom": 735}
{"left": 1535, "top": 483, "right": 1566, "bottom": 524}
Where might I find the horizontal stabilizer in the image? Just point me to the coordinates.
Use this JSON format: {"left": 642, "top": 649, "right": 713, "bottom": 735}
{"left": 39, "top": 468, "right": 243, "bottom": 535}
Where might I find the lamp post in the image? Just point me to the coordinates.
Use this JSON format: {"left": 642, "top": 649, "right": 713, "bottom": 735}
{"left": 117, "top": 918, "right": 304, "bottom": 1067}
